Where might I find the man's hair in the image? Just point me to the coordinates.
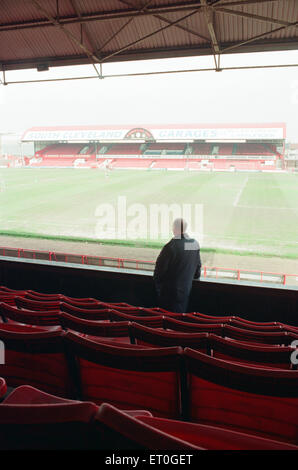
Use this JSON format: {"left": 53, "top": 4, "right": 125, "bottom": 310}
{"left": 173, "top": 218, "right": 187, "bottom": 235}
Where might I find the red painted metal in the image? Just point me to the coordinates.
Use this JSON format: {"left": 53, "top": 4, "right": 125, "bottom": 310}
{"left": 0, "top": 245, "right": 297, "bottom": 287}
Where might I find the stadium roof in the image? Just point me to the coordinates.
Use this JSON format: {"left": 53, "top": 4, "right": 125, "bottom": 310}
{"left": 0, "top": 0, "right": 297, "bottom": 80}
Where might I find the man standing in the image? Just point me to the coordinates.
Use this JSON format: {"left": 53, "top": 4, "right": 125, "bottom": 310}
{"left": 153, "top": 218, "right": 201, "bottom": 313}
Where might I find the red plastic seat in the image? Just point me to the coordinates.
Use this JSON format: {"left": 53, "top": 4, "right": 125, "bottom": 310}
{"left": 224, "top": 324, "right": 298, "bottom": 346}
{"left": 109, "top": 310, "right": 164, "bottom": 328}
{"left": 164, "top": 317, "right": 224, "bottom": 334}
{"left": 138, "top": 416, "right": 298, "bottom": 450}
{"left": 230, "top": 318, "right": 285, "bottom": 332}
{"left": 0, "top": 385, "right": 98, "bottom": 449}
{"left": 65, "top": 331, "right": 183, "bottom": 418}
{"left": 95, "top": 403, "right": 203, "bottom": 450}
{"left": 64, "top": 299, "right": 107, "bottom": 309}
{"left": 0, "top": 302, "right": 60, "bottom": 326}
{"left": 130, "top": 322, "right": 209, "bottom": 351}
{"left": 210, "top": 334, "right": 296, "bottom": 369}
{"left": 184, "top": 348, "right": 298, "bottom": 444}
{"left": 25, "top": 292, "right": 64, "bottom": 301}
{"left": 60, "top": 302, "right": 111, "bottom": 320}
{"left": 14, "top": 296, "right": 60, "bottom": 312}
{"left": 60, "top": 312, "right": 130, "bottom": 338}
{"left": 114, "top": 306, "right": 184, "bottom": 318}
{"left": 191, "top": 312, "right": 234, "bottom": 322}
{"left": 0, "top": 325, "right": 73, "bottom": 397}
{"left": 0, "top": 377, "right": 7, "bottom": 398}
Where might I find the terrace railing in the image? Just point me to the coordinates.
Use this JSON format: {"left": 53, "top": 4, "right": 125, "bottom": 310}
{"left": 0, "top": 245, "right": 297, "bottom": 288}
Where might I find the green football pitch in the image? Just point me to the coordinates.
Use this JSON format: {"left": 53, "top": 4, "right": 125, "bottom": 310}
{"left": 0, "top": 168, "right": 297, "bottom": 259}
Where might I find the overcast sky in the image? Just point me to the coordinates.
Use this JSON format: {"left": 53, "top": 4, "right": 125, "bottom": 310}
{"left": 0, "top": 50, "right": 297, "bottom": 141}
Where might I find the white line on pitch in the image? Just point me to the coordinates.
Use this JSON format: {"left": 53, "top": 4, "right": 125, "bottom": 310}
{"left": 233, "top": 176, "right": 249, "bottom": 207}
{"left": 237, "top": 205, "right": 298, "bottom": 211}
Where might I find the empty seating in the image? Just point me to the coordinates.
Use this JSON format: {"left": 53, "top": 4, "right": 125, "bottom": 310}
{"left": 0, "top": 324, "right": 72, "bottom": 398}
{"left": 109, "top": 310, "right": 164, "bottom": 328}
{"left": 0, "top": 377, "right": 6, "bottom": 399}
{"left": 223, "top": 324, "right": 298, "bottom": 346}
{"left": 105, "top": 144, "right": 142, "bottom": 155}
{"left": 184, "top": 348, "right": 298, "bottom": 444}
{"left": 136, "top": 415, "right": 298, "bottom": 450}
{"left": 164, "top": 317, "right": 224, "bottom": 334}
{"left": 130, "top": 322, "right": 209, "bottom": 351}
{"left": 60, "top": 302, "right": 111, "bottom": 320}
{"left": 14, "top": 296, "right": 60, "bottom": 312}
{"left": 65, "top": 331, "right": 183, "bottom": 418}
{"left": 210, "top": 334, "right": 296, "bottom": 369}
{"left": 0, "top": 385, "right": 98, "bottom": 449}
{"left": 60, "top": 312, "right": 130, "bottom": 340}
{"left": 95, "top": 403, "right": 203, "bottom": 450}
{"left": 0, "top": 302, "right": 60, "bottom": 326}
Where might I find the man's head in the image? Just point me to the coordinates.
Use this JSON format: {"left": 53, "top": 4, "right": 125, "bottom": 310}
{"left": 172, "top": 218, "right": 187, "bottom": 237}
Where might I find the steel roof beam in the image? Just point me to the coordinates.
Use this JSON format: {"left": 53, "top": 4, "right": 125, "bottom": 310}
{"left": 117, "top": 0, "right": 210, "bottom": 45}
{"left": 29, "top": 0, "right": 103, "bottom": 74}
{"left": 97, "top": 0, "right": 155, "bottom": 54}
{"left": 221, "top": 20, "right": 298, "bottom": 54}
{"left": 0, "top": 2, "right": 206, "bottom": 32}
{"left": 101, "top": 9, "right": 202, "bottom": 63}
{"left": 217, "top": 7, "right": 298, "bottom": 29}
{"left": 201, "top": 0, "right": 221, "bottom": 69}
{"left": 69, "top": 0, "right": 103, "bottom": 77}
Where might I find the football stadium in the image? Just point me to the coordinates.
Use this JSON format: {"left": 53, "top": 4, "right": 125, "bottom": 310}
{"left": 0, "top": 0, "right": 297, "bottom": 453}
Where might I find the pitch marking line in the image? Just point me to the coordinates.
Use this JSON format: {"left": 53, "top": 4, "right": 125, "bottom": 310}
{"left": 233, "top": 176, "right": 249, "bottom": 207}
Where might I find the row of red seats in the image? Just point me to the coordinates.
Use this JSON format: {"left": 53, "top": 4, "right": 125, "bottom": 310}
{"left": 1, "top": 308, "right": 297, "bottom": 369}
{"left": 1, "top": 299, "right": 298, "bottom": 348}
{"left": 1, "top": 384, "right": 296, "bottom": 450}
{"left": 0, "top": 325, "right": 297, "bottom": 445}
{"left": 1, "top": 285, "right": 297, "bottom": 332}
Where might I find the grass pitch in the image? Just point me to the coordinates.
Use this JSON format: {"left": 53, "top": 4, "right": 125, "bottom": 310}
{"left": 0, "top": 168, "right": 297, "bottom": 259}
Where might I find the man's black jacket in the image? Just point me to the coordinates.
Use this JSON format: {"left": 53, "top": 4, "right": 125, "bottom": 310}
{"left": 153, "top": 234, "right": 201, "bottom": 312}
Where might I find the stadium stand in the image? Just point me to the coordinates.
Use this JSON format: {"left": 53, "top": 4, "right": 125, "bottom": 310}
{"left": 0, "top": 284, "right": 297, "bottom": 449}
{"left": 104, "top": 143, "right": 142, "bottom": 155}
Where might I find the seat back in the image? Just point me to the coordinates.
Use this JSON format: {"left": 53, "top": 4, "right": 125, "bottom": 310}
{"left": 224, "top": 324, "right": 298, "bottom": 346}
{"left": 0, "top": 325, "right": 72, "bottom": 397}
{"left": 14, "top": 296, "right": 60, "bottom": 312}
{"left": 0, "top": 377, "right": 6, "bottom": 399}
{"left": 0, "top": 302, "right": 60, "bottom": 326}
{"left": 60, "top": 302, "right": 111, "bottom": 320}
{"left": 130, "top": 322, "right": 209, "bottom": 352}
{"left": 66, "top": 331, "right": 183, "bottom": 418}
{"left": 95, "top": 403, "right": 203, "bottom": 450}
{"left": 184, "top": 348, "right": 298, "bottom": 444}
{"left": 0, "top": 400, "right": 98, "bottom": 449}
{"left": 109, "top": 310, "right": 164, "bottom": 328}
{"left": 191, "top": 312, "right": 233, "bottom": 322}
{"left": 164, "top": 317, "right": 224, "bottom": 334}
{"left": 60, "top": 312, "right": 130, "bottom": 337}
{"left": 210, "top": 334, "right": 295, "bottom": 369}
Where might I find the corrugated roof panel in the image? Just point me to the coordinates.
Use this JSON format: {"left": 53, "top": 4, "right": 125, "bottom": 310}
{"left": 0, "top": 0, "right": 297, "bottom": 70}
